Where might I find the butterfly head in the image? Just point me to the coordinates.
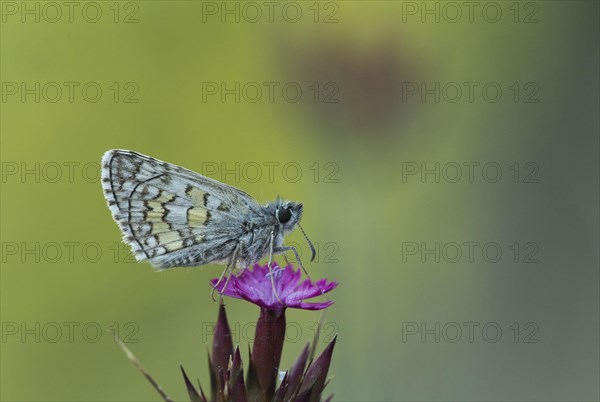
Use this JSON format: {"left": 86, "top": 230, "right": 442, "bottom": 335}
{"left": 271, "top": 199, "right": 303, "bottom": 231}
{"left": 268, "top": 198, "right": 315, "bottom": 262}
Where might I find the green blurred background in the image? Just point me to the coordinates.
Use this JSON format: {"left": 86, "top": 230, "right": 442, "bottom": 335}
{"left": 1, "top": 1, "right": 598, "bottom": 401}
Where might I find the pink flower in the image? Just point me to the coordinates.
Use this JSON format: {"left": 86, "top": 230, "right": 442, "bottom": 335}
{"left": 211, "top": 264, "right": 338, "bottom": 311}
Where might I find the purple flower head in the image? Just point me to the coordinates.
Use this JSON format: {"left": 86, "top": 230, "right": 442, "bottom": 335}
{"left": 211, "top": 263, "right": 337, "bottom": 312}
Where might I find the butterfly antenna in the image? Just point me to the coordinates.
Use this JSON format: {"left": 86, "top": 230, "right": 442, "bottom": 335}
{"left": 296, "top": 222, "right": 316, "bottom": 262}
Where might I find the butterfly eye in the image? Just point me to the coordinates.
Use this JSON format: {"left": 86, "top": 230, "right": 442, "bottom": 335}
{"left": 277, "top": 207, "right": 292, "bottom": 224}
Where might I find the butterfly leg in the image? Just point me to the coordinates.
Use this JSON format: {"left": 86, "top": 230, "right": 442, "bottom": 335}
{"left": 267, "top": 230, "right": 283, "bottom": 303}
{"left": 282, "top": 251, "right": 291, "bottom": 266}
{"left": 275, "top": 245, "right": 321, "bottom": 295}
{"left": 275, "top": 245, "right": 310, "bottom": 277}
{"left": 211, "top": 245, "right": 240, "bottom": 302}
{"left": 211, "top": 263, "right": 231, "bottom": 302}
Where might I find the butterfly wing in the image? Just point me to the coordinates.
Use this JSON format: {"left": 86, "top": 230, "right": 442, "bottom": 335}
{"left": 101, "top": 149, "right": 260, "bottom": 268}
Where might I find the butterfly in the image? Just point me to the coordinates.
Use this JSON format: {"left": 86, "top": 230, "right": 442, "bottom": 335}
{"left": 100, "top": 149, "right": 315, "bottom": 294}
